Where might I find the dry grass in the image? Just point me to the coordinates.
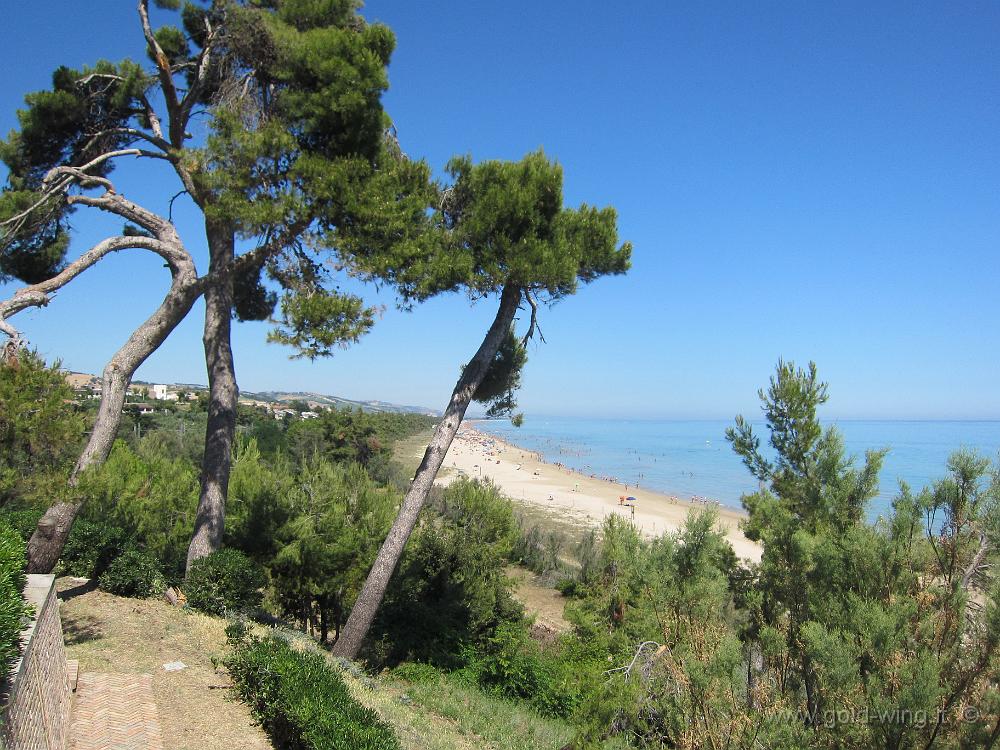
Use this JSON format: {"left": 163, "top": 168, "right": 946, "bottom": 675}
{"left": 58, "top": 579, "right": 271, "bottom": 750}
{"left": 507, "top": 565, "right": 571, "bottom": 632}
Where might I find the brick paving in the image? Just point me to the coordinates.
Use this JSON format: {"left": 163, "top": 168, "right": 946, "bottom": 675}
{"left": 69, "top": 673, "right": 165, "bottom": 750}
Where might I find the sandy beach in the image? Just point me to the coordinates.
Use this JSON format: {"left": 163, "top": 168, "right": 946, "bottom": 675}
{"left": 438, "top": 423, "right": 761, "bottom": 561}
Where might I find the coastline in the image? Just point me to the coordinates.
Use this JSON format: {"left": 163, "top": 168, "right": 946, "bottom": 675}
{"left": 437, "top": 422, "right": 762, "bottom": 561}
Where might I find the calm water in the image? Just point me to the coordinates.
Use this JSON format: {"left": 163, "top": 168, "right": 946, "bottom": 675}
{"left": 475, "top": 417, "right": 1000, "bottom": 519}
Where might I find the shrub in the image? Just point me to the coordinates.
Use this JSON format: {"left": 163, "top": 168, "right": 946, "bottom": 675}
{"left": 472, "top": 622, "right": 582, "bottom": 718}
{"left": 185, "top": 548, "right": 265, "bottom": 617}
{"left": 0, "top": 508, "right": 44, "bottom": 543}
{"left": 0, "top": 521, "right": 31, "bottom": 676}
{"left": 98, "top": 547, "right": 165, "bottom": 598}
{"left": 373, "top": 478, "right": 523, "bottom": 667}
{"left": 59, "top": 519, "right": 128, "bottom": 578}
{"left": 224, "top": 631, "right": 400, "bottom": 750}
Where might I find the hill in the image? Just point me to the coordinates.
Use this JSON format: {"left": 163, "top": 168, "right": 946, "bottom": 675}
{"left": 245, "top": 390, "right": 438, "bottom": 416}
{"left": 64, "top": 371, "right": 438, "bottom": 416}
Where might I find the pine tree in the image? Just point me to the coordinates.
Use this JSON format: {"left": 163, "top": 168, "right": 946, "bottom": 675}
{"left": 332, "top": 150, "right": 631, "bottom": 658}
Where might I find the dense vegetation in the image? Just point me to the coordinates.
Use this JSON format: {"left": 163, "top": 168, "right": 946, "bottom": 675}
{"left": 2, "top": 349, "right": 999, "bottom": 748}
{"left": 0, "top": 521, "right": 30, "bottom": 678}
{"left": 224, "top": 622, "right": 400, "bottom": 750}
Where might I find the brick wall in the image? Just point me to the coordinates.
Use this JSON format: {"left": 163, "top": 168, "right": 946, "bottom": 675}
{"left": 1, "top": 574, "right": 71, "bottom": 750}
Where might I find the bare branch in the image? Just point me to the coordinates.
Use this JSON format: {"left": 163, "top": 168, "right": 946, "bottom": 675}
{"left": 168, "top": 189, "right": 189, "bottom": 222}
{"left": 520, "top": 289, "right": 546, "bottom": 346}
{"left": 0, "top": 234, "right": 194, "bottom": 350}
{"left": 961, "top": 532, "right": 990, "bottom": 591}
{"left": 604, "top": 641, "right": 665, "bottom": 682}
{"left": 178, "top": 15, "right": 217, "bottom": 126}
{"left": 81, "top": 127, "right": 173, "bottom": 155}
{"left": 138, "top": 0, "right": 183, "bottom": 145}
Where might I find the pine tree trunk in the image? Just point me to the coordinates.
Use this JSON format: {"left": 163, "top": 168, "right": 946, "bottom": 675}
{"left": 186, "top": 221, "right": 238, "bottom": 573}
{"left": 26, "top": 250, "right": 199, "bottom": 573}
{"left": 332, "top": 284, "right": 522, "bottom": 659}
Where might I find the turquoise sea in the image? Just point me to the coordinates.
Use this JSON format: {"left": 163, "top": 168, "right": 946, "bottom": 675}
{"left": 474, "top": 418, "right": 1000, "bottom": 519}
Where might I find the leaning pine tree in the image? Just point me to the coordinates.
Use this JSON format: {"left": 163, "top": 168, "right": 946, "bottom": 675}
{"left": 332, "top": 151, "right": 631, "bottom": 658}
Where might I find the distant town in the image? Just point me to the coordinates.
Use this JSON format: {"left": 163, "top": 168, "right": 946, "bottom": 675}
{"left": 63, "top": 372, "right": 439, "bottom": 419}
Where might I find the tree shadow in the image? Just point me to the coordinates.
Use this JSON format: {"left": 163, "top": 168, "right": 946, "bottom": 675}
{"left": 57, "top": 578, "right": 98, "bottom": 602}
{"left": 61, "top": 612, "right": 103, "bottom": 645}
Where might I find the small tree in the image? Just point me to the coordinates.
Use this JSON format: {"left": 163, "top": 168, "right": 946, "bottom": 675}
{"left": 0, "top": 351, "right": 85, "bottom": 503}
{"left": 333, "top": 150, "right": 631, "bottom": 658}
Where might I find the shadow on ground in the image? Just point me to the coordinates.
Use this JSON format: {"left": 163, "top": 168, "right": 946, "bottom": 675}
{"left": 61, "top": 612, "right": 103, "bottom": 645}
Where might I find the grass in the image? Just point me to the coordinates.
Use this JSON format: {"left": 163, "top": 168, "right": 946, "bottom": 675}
{"left": 58, "top": 578, "right": 271, "bottom": 750}
{"left": 390, "top": 671, "right": 575, "bottom": 750}
{"left": 272, "top": 626, "right": 580, "bottom": 750}
{"left": 392, "top": 428, "right": 436, "bottom": 478}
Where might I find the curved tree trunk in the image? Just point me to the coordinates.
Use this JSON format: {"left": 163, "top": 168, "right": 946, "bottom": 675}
{"left": 186, "top": 221, "right": 238, "bottom": 573}
{"left": 24, "top": 239, "right": 199, "bottom": 573}
{"left": 332, "top": 284, "right": 522, "bottom": 659}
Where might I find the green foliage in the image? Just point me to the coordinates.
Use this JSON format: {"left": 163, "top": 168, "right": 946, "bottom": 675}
{"left": 284, "top": 407, "right": 435, "bottom": 477}
{"left": 225, "top": 438, "right": 296, "bottom": 563}
{"left": 270, "top": 460, "right": 396, "bottom": 643}
{"left": 0, "top": 521, "right": 31, "bottom": 678}
{"left": 224, "top": 630, "right": 400, "bottom": 750}
{"left": 472, "top": 326, "right": 528, "bottom": 420}
{"left": 185, "top": 548, "right": 266, "bottom": 617}
{"left": 512, "top": 519, "right": 568, "bottom": 578}
{"left": 78, "top": 439, "right": 199, "bottom": 580}
{"left": 0, "top": 59, "right": 148, "bottom": 281}
{"left": 0, "top": 507, "right": 44, "bottom": 543}
{"left": 58, "top": 519, "right": 128, "bottom": 578}
{"left": 0, "top": 351, "right": 85, "bottom": 502}
{"left": 470, "top": 622, "right": 581, "bottom": 718}
{"left": 97, "top": 547, "right": 165, "bottom": 599}
{"left": 372, "top": 479, "right": 523, "bottom": 666}
{"left": 363, "top": 150, "right": 631, "bottom": 303}
{"left": 268, "top": 291, "right": 377, "bottom": 360}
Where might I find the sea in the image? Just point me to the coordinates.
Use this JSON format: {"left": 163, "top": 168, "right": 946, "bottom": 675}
{"left": 474, "top": 417, "right": 1000, "bottom": 520}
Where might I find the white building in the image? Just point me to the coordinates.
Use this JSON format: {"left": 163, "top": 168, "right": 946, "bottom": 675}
{"left": 151, "top": 384, "right": 179, "bottom": 401}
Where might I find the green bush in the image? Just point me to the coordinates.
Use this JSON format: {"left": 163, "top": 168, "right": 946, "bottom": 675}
{"left": 59, "top": 519, "right": 128, "bottom": 578}
{"left": 0, "top": 508, "right": 44, "bottom": 543}
{"left": 471, "top": 621, "right": 581, "bottom": 718}
{"left": 373, "top": 478, "right": 523, "bottom": 667}
{"left": 0, "top": 521, "right": 31, "bottom": 676}
{"left": 97, "top": 547, "right": 165, "bottom": 598}
{"left": 185, "top": 548, "right": 265, "bottom": 617}
{"left": 224, "top": 630, "right": 400, "bottom": 750}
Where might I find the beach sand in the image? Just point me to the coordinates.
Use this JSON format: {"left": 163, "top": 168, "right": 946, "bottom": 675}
{"left": 437, "top": 423, "right": 761, "bottom": 561}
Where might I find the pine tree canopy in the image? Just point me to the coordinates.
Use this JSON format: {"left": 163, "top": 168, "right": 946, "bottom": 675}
{"left": 0, "top": 0, "right": 437, "bottom": 355}
{"left": 347, "top": 150, "right": 632, "bottom": 305}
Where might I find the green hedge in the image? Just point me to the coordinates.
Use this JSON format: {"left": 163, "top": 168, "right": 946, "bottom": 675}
{"left": 0, "top": 521, "right": 31, "bottom": 677}
{"left": 60, "top": 519, "right": 128, "bottom": 578}
{"left": 224, "top": 626, "right": 399, "bottom": 750}
{"left": 185, "top": 548, "right": 265, "bottom": 617}
{"left": 98, "top": 547, "right": 165, "bottom": 598}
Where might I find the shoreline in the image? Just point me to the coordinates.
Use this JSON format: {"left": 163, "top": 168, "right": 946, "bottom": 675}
{"left": 437, "top": 422, "right": 761, "bottom": 561}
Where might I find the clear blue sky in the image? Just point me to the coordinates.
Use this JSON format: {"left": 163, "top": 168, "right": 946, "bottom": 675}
{"left": 2, "top": 1, "right": 998, "bottom": 419}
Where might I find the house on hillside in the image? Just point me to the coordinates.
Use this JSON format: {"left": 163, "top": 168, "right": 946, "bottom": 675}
{"left": 151, "top": 384, "right": 179, "bottom": 401}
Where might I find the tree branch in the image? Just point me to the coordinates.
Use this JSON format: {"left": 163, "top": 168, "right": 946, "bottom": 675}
{"left": 0, "top": 234, "right": 193, "bottom": 347}
{"left": 961, "top": 532, "right": 990, "bottom": 591}
{"left": 138, "top": 0, "right": 183, "bottom": 145}
{"left": 520, "top": 289, "right": 546, "bottom": 346}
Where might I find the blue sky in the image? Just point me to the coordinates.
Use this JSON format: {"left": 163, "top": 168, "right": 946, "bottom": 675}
{"left": 2, "top": 1, "right": 998, "bottom": 419}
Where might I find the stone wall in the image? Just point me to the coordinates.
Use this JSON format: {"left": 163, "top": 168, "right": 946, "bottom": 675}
{"left": 1, "top": 574, "right": 71, "bottom": 750}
